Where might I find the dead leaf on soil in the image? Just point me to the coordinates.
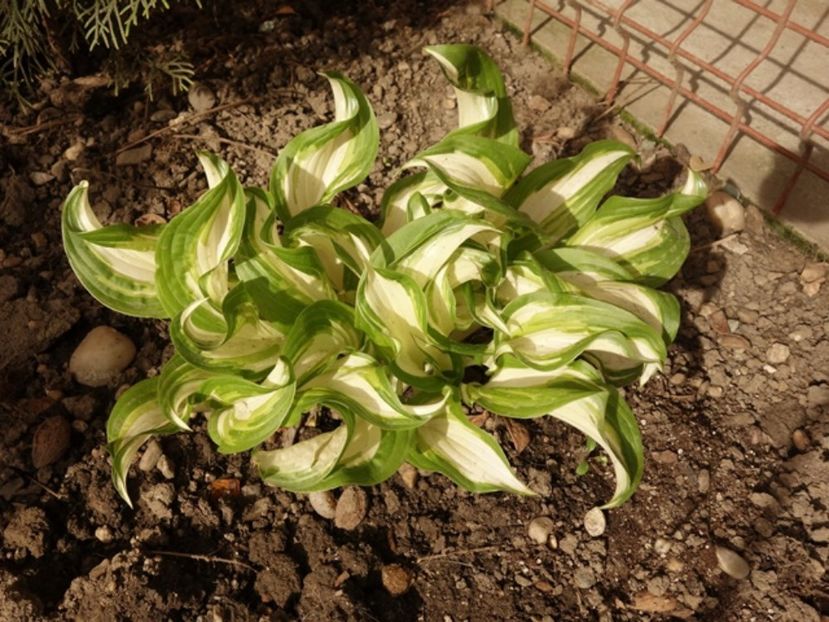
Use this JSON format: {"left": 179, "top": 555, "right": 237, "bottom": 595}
{"left": 468, "top": 412, "right": 488, "bottom": 428}
{"left": 505, "top": 418, "right": 530, "bottom": 454}
{"left": 209, "top": 478, "right": 241, "bottom": 500}
{"left": 31, "top": 415, "right": 71, "bottom": 469}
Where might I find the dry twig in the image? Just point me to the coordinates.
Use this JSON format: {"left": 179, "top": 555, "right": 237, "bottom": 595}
{"left": 145, "top": 549, "right": 257, "bottom": 572}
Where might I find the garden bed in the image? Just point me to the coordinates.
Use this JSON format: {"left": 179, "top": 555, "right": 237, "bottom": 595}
{"left": 1, "top": 1, "right": 827, "bottom": 620}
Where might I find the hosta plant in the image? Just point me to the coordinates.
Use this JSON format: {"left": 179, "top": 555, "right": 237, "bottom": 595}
{"left": 62, "top": 44, "right": 706, "bottom": 508}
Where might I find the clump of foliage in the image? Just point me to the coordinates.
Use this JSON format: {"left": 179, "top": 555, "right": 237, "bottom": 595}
{"left": 62, "top": 44, "right": 706, "bottom": 508}
{"left": 1, "top": 0, "right": 195, "bottom": 104}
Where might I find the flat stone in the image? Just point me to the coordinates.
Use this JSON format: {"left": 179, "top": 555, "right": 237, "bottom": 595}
{"left": 574, "top": 566, "right": 596, "bottom": 589}
{"left": 716, "top": 546, "right": 750, "bottom": 579}
{"left": 334, "top": 487, "right": 368, "bottom": 530}
{"left": 719, "top": 334, "right": 750, "bottom": 350}
{"left": 116, "top": 144, "right": 152, "bottom": 166}
{"left": 766, "top": 343, "right": 791, "bottom": 364}
{"left": 800, "top": 262, "right": 827, "bottom": 283}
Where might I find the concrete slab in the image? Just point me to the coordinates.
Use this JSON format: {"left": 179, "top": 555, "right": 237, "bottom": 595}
{"left": 496, "top": 0, "right": 829, "bottom": 251}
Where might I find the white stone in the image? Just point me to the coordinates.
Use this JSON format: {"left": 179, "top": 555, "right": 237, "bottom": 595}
{"left": 69, "top": 326, "right": 136, "bottom": 387}
{"left": 584, "top": 507, "right": 606, "bottom": 537}
{"left": 705, "top": 191, "right": 745, "bottom": 237}
{"left": 308, "top": 491, "right": 337, "bottom": 520}
{"left": 527, "top": 516, "right": 555, "bottom": 546}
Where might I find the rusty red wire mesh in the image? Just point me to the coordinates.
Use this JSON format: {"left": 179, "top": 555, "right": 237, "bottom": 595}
{"left": 507, "top": 0, "right": 829, "bottom": 216}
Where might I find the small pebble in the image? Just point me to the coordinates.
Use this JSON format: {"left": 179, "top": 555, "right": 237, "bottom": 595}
{"left": 800, "top": 262, "right": 827, "bottom": 283}
{"left": 29, "top": 172, "right": 54, "bottom": 186}
{"left": 115, "top": 144, "right": 153, "bottom": 166}
{"left": 377, "top": 112, "right": 397, "bottom": 130}
{"left": 527, "top": 516, "right": 555, "bottom": 546}
{"left": 308, "top": 491, "right": 337, "bottom": 519}
{"left": 556, "top": 126, "right": 576, "bottom": 140}
{"left": 150, "top": 110, "right": 178, "bottom": 123}
{"left": 64, "top": 141, "right": 85, "bottom": 161}
{"left": 697, "top": 469, "right": 710, "bottom": 493}
{"left": 705, "top": 191, "right": 745, "bottom": 237}
{"left": 584, "top": 507, "right": 606, "bottom": 537}
{"left": 381, "top": 564, "right": 413, "bottom": 596}
{"left": 398, "top": 463, "right": 418, "bottom": 489}
{"left": 95, "top": 526, "right": 113, "bottom": 543}
{"left": 654, "top": 538, "right": 671, "bottom": 555}
{"left": 716, "top": 546, "right": 750, "bottom": 579}
{"left": 69, "top": 326, "right": 136, "bottom": 387}
{"left": 334, "top": 487, "right": 368, "bottom": 530}
{"left": 156, "top": 454, "right": 175, "bottom": 479}
{"left": 791, "top": 429, "right": 810, "bottom": 452}
{"left": 766, "top": 343, "right": 790, "bottom": 365}
{"left": 138, "top": 440, "right": 163, "bottom": 472}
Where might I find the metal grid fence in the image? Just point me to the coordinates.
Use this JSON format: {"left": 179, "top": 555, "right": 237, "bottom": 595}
{"left": 499, "top": 0, "right": 829, "bottom": 216}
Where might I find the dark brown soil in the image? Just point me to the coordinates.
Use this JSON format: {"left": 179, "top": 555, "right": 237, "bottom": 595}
{"left": 1, "top": 2, "right": 828, "bottom": 621}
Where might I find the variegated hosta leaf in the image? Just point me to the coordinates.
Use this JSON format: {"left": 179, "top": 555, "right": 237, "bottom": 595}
{"left": 505, "top": 140, "right": 635, "bottom": 243}
{"left": 406, "top": 134, "right": 530, "bottom": 200}
{"left": 377, "top": 210, "right": 503, "bottom": 287}
{"left": 495, "top": 252, "right": 567, "bottom": 303}
{"left": 202, "top": 359, "right": 296, "bottom": 453}
{"left": 464, "top": 359, "right": 643, "bottom": 506}
{"left": 235, "top": 188, "right": 336, "bottom": 303}
{"left": 379, "top": 171, "right": 446, "bottom": 237}
{"left": 155, "top": 154, "right": 246, "bottom": 316}
{"left": 298, "top": 352, "right": 450, "bottom": 430}
{"left": 566, "top": 171, "right": 707, "bottom": 285}
{"left": 536, "top": 247, "right": 681, "bottom": 343}
{"left": 106, "top": 378, "right": 177, "bottom": 506}
{"left": 428, "top": 246, "right": 502, "bottom": 336}
{"left": 62, "top": 182, "right": 167, "bottom": 318}
{"left": 424, "top": 43, "right": 518, "bottom": 146}
{"left": 280, "top": 300, "right": 362, "bottom": 384}
{"left": 253, "top": 411, "right": 411, "bottom": 492}
{"left": 158, "top": 354, "right": 213, "bottom": 430}
{"left": 283, "top": 205, "right": 384, "bottom": 294}
{"left": 269, "top": 72, "right": 379, "bottom": 221}
{"left": 407, "top": 401, "right": 534, "bottom": 495}
{"left": 356, "top": 264, "right": 454, "bottom": 390}
{"left": 170, "top": 284, "right": 286, "bottom": 377}
{"left": 496, "top": 291, "right": 667, "bottom": 381}
{"left": 314, "top": 418, "right": 412, "bottom": 490}
{"left": 253, "top": 419, "right": 348, "bottom": 491}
